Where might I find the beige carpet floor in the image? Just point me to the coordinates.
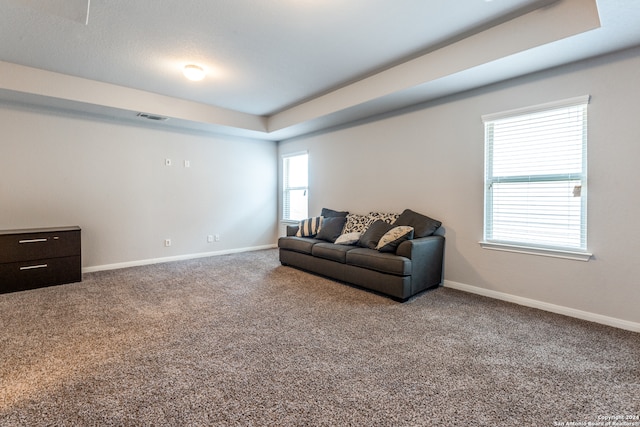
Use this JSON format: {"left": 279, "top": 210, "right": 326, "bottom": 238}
{"left": 1, "top": 249, "right": 638, "bottom": 426}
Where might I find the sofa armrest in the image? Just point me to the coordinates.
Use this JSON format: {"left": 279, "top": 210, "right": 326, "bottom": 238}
{"left": 286, "top": 225, "right": 299, "bottom": 236}
{"left": 396, "top": 235, "right": 443, "bottom": 259}
{"left": 396, "top": 235, "right": 445, "bottom": 293}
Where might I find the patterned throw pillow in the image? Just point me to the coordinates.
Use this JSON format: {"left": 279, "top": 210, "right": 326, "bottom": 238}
{"left": 342, "top": 214, "right": 371, "bottom": 234}
{"left": 296, "top": 216, "right": 323, "bottom": 237}
{"left": 368, "top": 212, "right": 400, "bottom": 224}
{"left": 365, "top": 212, "right": 400, "bottom": 229}
{"left": 376, "top": 226, "right": 414, "bottom": 253}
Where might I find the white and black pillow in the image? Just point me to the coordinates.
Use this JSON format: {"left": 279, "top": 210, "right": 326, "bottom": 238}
{"left": 296, "top": 216, "right": 323, "bottom": 237}
{"left": 367, "top": 212, "right": 400, "bottom": 225}
{"left": 376, "top": 226, "right": 414, "bottom": 253}
{"left": 334, "top": 232, "right": 362, "bottom": 245}
{"left": 342, "top": 214, "right": 371, "bottom": 234}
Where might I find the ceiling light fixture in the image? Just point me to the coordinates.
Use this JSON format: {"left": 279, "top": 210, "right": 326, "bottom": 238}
{"left": 183, "top": 64, "right": 205, "bottom": 81}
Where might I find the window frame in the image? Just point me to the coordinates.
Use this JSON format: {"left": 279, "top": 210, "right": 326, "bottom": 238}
{"left": 281, "top": 151, "right": 309, "bottom": 223}
{"left": 480, "top": 96, "right": 592, "bottom": 261}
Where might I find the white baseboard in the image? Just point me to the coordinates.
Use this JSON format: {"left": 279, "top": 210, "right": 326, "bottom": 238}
{"left": 83, "top": 244, "right": 277, "bottom": 273}
{"left": 443, "top": 280, "right": 640, "bottom": 333}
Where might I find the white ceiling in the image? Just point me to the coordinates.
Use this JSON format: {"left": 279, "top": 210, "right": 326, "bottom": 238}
{"left": 1, "top": 0, "right": 640, "bottom": 140}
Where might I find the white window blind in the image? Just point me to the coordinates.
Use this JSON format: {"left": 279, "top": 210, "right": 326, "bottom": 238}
{"left": 482, "top": 96, "right": 590, "bottom": 259}
{"left": 282, "top": 152, "right": 308, "bottom": 221}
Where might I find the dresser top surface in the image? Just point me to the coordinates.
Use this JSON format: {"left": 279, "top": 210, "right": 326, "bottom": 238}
{"left": 0, "top": 226, "right": 81, "bottom": 236}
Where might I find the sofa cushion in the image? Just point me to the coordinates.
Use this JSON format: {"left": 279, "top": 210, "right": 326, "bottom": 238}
{"left": 296, "top": 216, "right": 323, "bottom": 237}
{"left": 342, "top": 214, "right": 371, "bottom": 234}
{"left": 357, "top": 220, "right": 395, "bottom": 249}
{"left": 278, "top": 236, "right": 322, "bottom": 255}
{"left": 312, "top": 242, "right": 353, "bottom": 263}
{"left": 393, "top": 209, "right": 442, "bottom": 238}
{"left": 346, "top": 248, "right": 412, "bottom": 276}
{"left": 376, "top": 226, "right": 414, "bottom": 253}
{"left": 321, "top": 208, "right": 349, "bottom": 218}
{"left": 334, "top": 232, "right": 361, "bottom": 245}
{"left": 316, "top": 216, "right": 347, "bottom": 243}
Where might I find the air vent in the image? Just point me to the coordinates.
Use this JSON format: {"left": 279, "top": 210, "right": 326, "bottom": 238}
{"left": 137, "top": 113, "right": 169, "bottom": 121}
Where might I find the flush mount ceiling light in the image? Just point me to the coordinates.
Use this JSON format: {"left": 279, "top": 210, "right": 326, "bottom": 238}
{"left": 183, "top": 64, "right": 205, "bottom": 81}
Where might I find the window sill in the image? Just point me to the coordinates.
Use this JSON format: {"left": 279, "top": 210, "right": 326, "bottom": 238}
{"left": 479, "top": 241, "right": 592, "bottom": 262}
{"left": 280, "top": 219, "right": 300, "bottom": 225}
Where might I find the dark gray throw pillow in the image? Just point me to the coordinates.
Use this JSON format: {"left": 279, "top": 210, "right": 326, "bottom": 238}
{"left": 321, "top": 207, "right": 349, "bottom": 218}
{"left": 357, "top": 220, "right": 395, "bottom": 249}
{"left": 316, "top": 216, "right": 347, "bottom": 243}
{"left": 393, "top": 209, "right": 441, "bottom": 238}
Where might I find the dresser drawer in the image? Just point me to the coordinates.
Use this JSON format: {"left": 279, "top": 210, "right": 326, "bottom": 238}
{"left": 0, "top": 255, "right": 82, "bottom": 293}
{"left": 0, "top": 228, "right": 81, "bottom": 263}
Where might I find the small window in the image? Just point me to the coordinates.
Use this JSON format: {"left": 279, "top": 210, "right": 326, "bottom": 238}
{"left": 282, "top": 152, "right": 308, "bottom": 221}
{"left": 481, "top": 96, "right": 591, "bottom": 260}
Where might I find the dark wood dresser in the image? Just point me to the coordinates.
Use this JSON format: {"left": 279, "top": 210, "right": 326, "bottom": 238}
{"left": 0, "top": 226, "right": 81, "bottom": 293}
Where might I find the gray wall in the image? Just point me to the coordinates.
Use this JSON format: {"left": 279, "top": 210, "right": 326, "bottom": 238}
{"left": 1, "top": 107, "right": 278, "bottom": 269}
{"left": 278, "top": 47, "right": 640, "bottom": 326}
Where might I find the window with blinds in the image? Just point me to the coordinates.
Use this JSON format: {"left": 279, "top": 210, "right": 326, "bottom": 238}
{"left": 482, "top": 96, "right": 591, "bottom": 260}
{"left": 282, "top": 152, "right": 308, "bottom": 221}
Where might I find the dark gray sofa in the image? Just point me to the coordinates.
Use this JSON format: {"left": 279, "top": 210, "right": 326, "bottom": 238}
{"left": 278, "top": 209, "right": 445, "bottom": 301}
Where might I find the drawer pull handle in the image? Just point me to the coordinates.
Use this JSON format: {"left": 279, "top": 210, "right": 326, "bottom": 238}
{"left": 19, "top": 238, "right": 48, "bottom": 244}
{"left": 20, "top": 264, "right": 48, "bottom": 271}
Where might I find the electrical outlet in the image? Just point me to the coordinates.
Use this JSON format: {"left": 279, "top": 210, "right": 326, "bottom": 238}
{"left": 207, "top": 235, "right": 214, "bottom": 243}
{"left": 164, "top": 238, "right": 171, "bottom": 247}
{"left": 184, "top": 160, "right": 190, "bottom": 168}
{"left": 214, "top": 234, "right": 220, "bottom": 242}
